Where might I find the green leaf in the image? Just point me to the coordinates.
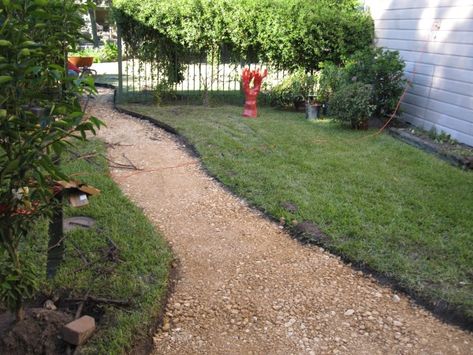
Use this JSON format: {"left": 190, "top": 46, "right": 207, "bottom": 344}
{"left": 0, "top": 76, "right": 12, "bottom": 85}
{"left": 18, "top": 48, "right": 30, "bottom": 57}
{"left": 0, "top": 40, "right": 12, "bottom": 47}
{"left": 2, "top": 159, "right": 19, "bottom": 175}
{"left": 51, "top": 141, "right": 66, "bottom": 156}
{"left": 48, "top": 64, "right": 63, "bottom": 71}
{"left": 49, "top": 69, "right": 62, "bottom": 81}
{"left": 20, "top": 41, "right": 39, "bottom": 48}
{"left": 89, "top": 116, "right": 105, "bottom": 128}
{"left": 34, "top": 0, "right": 48, "bottom": 6}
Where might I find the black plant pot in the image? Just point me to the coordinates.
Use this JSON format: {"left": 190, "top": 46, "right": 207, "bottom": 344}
{"left": 322, "top": 102, "right": 329, "bottom": 116}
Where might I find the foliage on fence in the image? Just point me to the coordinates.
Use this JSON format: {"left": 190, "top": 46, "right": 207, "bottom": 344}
{"left": 113, "top": 0, "right": 373, "bottom": 84}
{"left": 0, "top": 0, "right": 101, "bottom": 321}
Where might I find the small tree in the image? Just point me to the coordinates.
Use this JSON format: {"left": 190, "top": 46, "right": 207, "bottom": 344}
{"left": 0, "top": 0, "right": 102, "bottom": 321}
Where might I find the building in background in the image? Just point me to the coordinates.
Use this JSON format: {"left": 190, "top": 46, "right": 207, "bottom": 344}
{"left": 364, "top": 0, "right": 473, "bottom": 146}
{"left": 82, "top": 0, "right": 115, "bottom": 47}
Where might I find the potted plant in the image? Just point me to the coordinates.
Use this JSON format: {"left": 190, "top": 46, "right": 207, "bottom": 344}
{"left": 269, "top": 70, "right": 323, "bottom": 117}
{"left": 305, "top": 93, "right": 322, "bottom": 120}
{"left": 304, "top": 73, "right": 322, "bottom": 120}
{"left": 291, "top": 69, "right": 310, "bottom": 112}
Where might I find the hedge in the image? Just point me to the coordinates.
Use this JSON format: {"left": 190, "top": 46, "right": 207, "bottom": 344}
{"left": 113, "top": 0, "right": 374, "bottom": 82}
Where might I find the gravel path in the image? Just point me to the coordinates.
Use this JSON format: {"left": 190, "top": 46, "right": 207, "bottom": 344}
{"left": 91, "top": 89, "right": 472, "bottom": 354}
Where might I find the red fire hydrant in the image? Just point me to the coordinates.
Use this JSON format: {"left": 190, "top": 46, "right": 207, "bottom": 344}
{"left": 242, "top": 67, "right": 267, "bottom": 118}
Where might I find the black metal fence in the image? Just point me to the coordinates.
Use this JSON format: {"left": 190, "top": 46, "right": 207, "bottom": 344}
{"left": 116, "top": 43, "right": 289, "bottom": 105}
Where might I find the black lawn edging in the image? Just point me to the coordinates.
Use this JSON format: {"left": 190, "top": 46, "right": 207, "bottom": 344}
{"left": 96, "top": 82, "right": 473, "bottom": 332}
{"left": 389, "top": 127, "right": 473, "bottom": 170}
{"left": 92, "top": 83, "right": 180, "bottom": 354}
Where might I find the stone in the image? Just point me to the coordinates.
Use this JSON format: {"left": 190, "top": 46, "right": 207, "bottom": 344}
{"left": 43, "top": 300, "right": 57, "bottom": 311}
{"left": 393, "top": 320, "right": 403, "bottom": 327}
{"left": 344, "top": 309, "right": 355, "bottom": 316}
{"left": 284, "top": 318, "right": 296, "bottom": 327}
{"left": 162, "top": 322, "right": 171, "bottom": 332}
{"left": 63, "top": 216, "right": 96, "bottom": 232}
{"left": 392, "top": 295, "right": 401, "bottom": 303}
{"left": 62, "top": 315, "right": 96, "bottom": 346}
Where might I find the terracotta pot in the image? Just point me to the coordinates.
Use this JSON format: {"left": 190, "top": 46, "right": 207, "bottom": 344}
{"left": 68, "top": 56, "right": 94, "bottom": 67}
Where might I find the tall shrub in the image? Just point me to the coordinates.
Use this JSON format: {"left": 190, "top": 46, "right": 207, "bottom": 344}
{"left": 0, "top": 0, "right": 102, "bottom": 321}
{"left": 329, "top": 82, "right": 375, "bottom": 129}
{"left": 260, "top": 1, "right": 373, "bottom": 71}
{"left": 113, "top": 0, "right": 374, "bottom": 82}
{"left": 344, "top": 47, "right": 406, "bottom": 116}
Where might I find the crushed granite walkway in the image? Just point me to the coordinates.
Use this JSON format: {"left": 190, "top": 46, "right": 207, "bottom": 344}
{"left": 90, "top": 89, "right": 472, "bottom": 354}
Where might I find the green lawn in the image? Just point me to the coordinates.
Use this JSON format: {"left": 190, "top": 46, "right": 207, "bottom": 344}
{"left": 121, "top": 102, "right": 473, "bottom": 322}
{"left": 23, "top": 139, "right": 172, "bottom": 353}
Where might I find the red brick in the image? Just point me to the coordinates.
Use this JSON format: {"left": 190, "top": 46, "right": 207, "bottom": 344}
{"left": 62, "top": 315, "right": 96, "bottom": 345}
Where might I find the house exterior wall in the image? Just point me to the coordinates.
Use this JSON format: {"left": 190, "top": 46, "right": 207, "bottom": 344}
{"left": 364, "top": 0, "right": 473, "bottom": 146}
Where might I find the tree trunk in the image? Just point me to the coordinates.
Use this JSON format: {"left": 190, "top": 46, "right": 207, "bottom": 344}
{"left": 46, "top": 191, "right": 64, "bottom": 279}
{"left": 15, "top": 306, "right": 25, "bottom": 322}
{"left": 7, "top": 231, "right": 25, "bottom": 322}
{"left": 88, "top": 7, "right": 99, "bottom": 48}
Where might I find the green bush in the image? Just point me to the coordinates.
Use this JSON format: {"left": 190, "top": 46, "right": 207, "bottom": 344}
{"left": 0, "top": 0, "right": 101, "bottom": 321}
{"left": 329, "top": 82, "right": 374, "bottom": 129}
{"left": 100, "top": 42, "right": 119, "bottom": 62}
{"left": 260, "top": 1, "right": 373, "bottom": 71}
{"left": 269, "top": 69, "right": 317, "bottom": 109}
{"left": 318, "top": 62, "right": 345, "bottom": 104}
{"left": 70, "top": 42, "right": 119, "bottom": 63}
{"left": 154, "top": 81, "right": 177, "bottom": 106}
{"left": 113, "top": 0, "right": 374, "bottom": 83}
{"left": 344, "top": 47, "right": 406, "bottom": 116}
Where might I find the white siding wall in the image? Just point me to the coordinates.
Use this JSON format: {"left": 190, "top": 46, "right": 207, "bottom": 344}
{"left": 364, "top": 0, "right": 473, "bottom": 146}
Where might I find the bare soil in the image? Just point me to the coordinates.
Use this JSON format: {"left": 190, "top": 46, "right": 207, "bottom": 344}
{"left": 90, "top": 88, "right": 473, "bottom": 354}
{"left": 0, "top": 309, "right": 73, "bottom": 355}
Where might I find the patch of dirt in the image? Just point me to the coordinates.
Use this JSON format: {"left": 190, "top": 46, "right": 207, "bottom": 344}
{"left": 90, "top": 88, "right": 473, "bottom": 354}
{"left": 294, "top": 221, "right": 331, "bottom": 245}
{"left": 0, "top": 308, "right": 73, "bottom": 355}
{"left": 409, "top": 128, "right": 473, "bottom": 158}
{"left": 281, "top": 201, "right": 298, "bottom": 214}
